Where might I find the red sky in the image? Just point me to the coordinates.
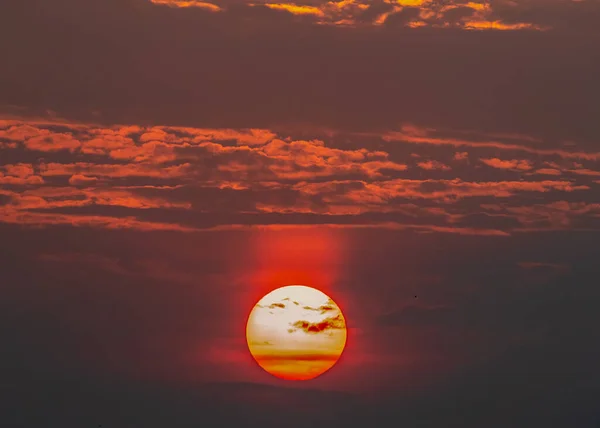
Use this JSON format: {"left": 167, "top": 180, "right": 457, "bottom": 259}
{"left": 1, "top": 1, "right": 600, "bottom": 427}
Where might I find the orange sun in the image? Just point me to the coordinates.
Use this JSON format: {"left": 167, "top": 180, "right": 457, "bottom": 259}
{"left": 246, "top": 285, "right": 347, "bottom": 381}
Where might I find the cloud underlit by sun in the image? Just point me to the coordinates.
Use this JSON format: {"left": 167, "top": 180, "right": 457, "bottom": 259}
{"left": 246, "top": 285, "right": 347, "bottom": 381}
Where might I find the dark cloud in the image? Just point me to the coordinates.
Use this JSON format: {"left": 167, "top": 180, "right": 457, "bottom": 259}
{"left": 290, "top": 314, "right": 345, "bottom": 333}
{"left": 1, "top": 0, "right": 599, "bottom": 142}
{"left": 517, "top": 261, "right": 571, "bottom": 271}
{"left": 302, "top": 300, "right": 336, "bottom": 313}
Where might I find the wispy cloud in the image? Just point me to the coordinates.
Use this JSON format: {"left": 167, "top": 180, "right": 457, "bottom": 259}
{"left": 481, "top": 158, "right": 534, "bottom": 171}
{"left": 383, "top": 126, "right": 600, "bottom": 161}
{"left": 150, "top": 0, "right": 222, "bottom": 11}
{"left": 289, "top": 314, "right": 346, "bottom": 334}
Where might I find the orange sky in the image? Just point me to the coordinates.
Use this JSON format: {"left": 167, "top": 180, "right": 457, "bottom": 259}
{"left": 1, "top": 1, "right": 600, "bottom": 426}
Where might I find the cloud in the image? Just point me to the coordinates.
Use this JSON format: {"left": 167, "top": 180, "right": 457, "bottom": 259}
{"left": 2, "top": 1, "right": 599, "bottom": 142}
{"left": 149, "top": 0, "right": 222, "bottom": 11}
{"left": 0, "top": 123, "right": 81, "bottom": 152}
{"left": 68, "top": 174, "right": 98, "bottom": 186}
{"left": 570, "top": 168, "right": 600, "bottom": 177}
{"left": 251, "top": 353, "right": 341, "bottom": 362}
{"left": 142, "top": 0, "right": 579, "bottom": 29}
{"left": 3, "top": 163, "right": 35, "bottom": 176}
{"left": 0, "top": 210, "right": 195, "bottom": 231}
{"left": 417, "top": 160, "right": 451, "bottom": 171}
{"left": 0, "top": 163, "right": 44, "bottom": 185}
{"left": 263, "top": 3, "right": 325, "bottom": 17}
{"left": 517, "top": 261, "right": 570, "bottom": 272}
{"left": 296, "top": 178, "right": 588, "bottom": 205}
{"left": 39, "top": 162, "right": 191, "bottom": 179}
{"left": 0, "top": 174, "right": 44, "bottom": 185}
{"left": 2, "top": 185, "right": 191, "bottom": 213}
{"left": 481, "top": 158, "right": 533, "bottom": 171}
{"left": 188, "top": 222, "right": 512, "bottom": 236}
{"left": 302, "top": 300, "right": 336, "bottom": 313}
{"left": 384, "top": 126, "right": 600, "bottom": 161}
{"left": 454, "top": 152, "right": 469, "bottom": 161}
{"left": 268, "top": 302, "right": 286, "bottom": 309}
{"left": 149, "top": 126, "right": 277, "bottom": 146}
{"left": 25, "top": 132, "right": 81, "bottom": 152}
{"left": 0, "top": 124, "right": 42, "bottom": 140}
{"left": 486, "top": 201, "right": 600, "bottom": 231}
{"left": 533, "top": 168, "right": 562, "bottom": 176}
{"left": 289, "top": 314, "right": 345, "bottom": 333}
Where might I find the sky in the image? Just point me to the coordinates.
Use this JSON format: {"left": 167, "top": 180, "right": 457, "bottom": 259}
{"left": 1, "top": 0, "right": 600, "bottom": 427}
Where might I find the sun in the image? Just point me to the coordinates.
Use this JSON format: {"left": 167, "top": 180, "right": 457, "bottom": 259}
{"left": 246, "top": 285, "right": 347, "bottom": 381}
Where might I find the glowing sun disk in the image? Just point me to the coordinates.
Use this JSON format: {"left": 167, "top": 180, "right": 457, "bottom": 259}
{"left": 246, "top": 285, "right": 347, "bottom": 381}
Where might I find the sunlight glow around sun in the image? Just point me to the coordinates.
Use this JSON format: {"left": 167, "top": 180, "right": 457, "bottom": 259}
{"left": 246, "top": 285, "right": 347, "bottom": 381}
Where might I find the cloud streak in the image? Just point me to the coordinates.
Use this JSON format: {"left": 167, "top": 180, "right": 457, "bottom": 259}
{"left": 289, "top": 314, "right": 346, "bottom": 334}
{"left": 150, "top": 0, "right": 222, "bottom": 11}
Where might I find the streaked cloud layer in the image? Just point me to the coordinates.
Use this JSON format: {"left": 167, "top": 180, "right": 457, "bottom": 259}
{"left": 2, "top": 119, "right": 599, "bottom": 235}
{"left": 3, "top": 0, "right": 598, "bottom": 145}
{"left": 148, "top": 0, "right": 597, "bottom": 30}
